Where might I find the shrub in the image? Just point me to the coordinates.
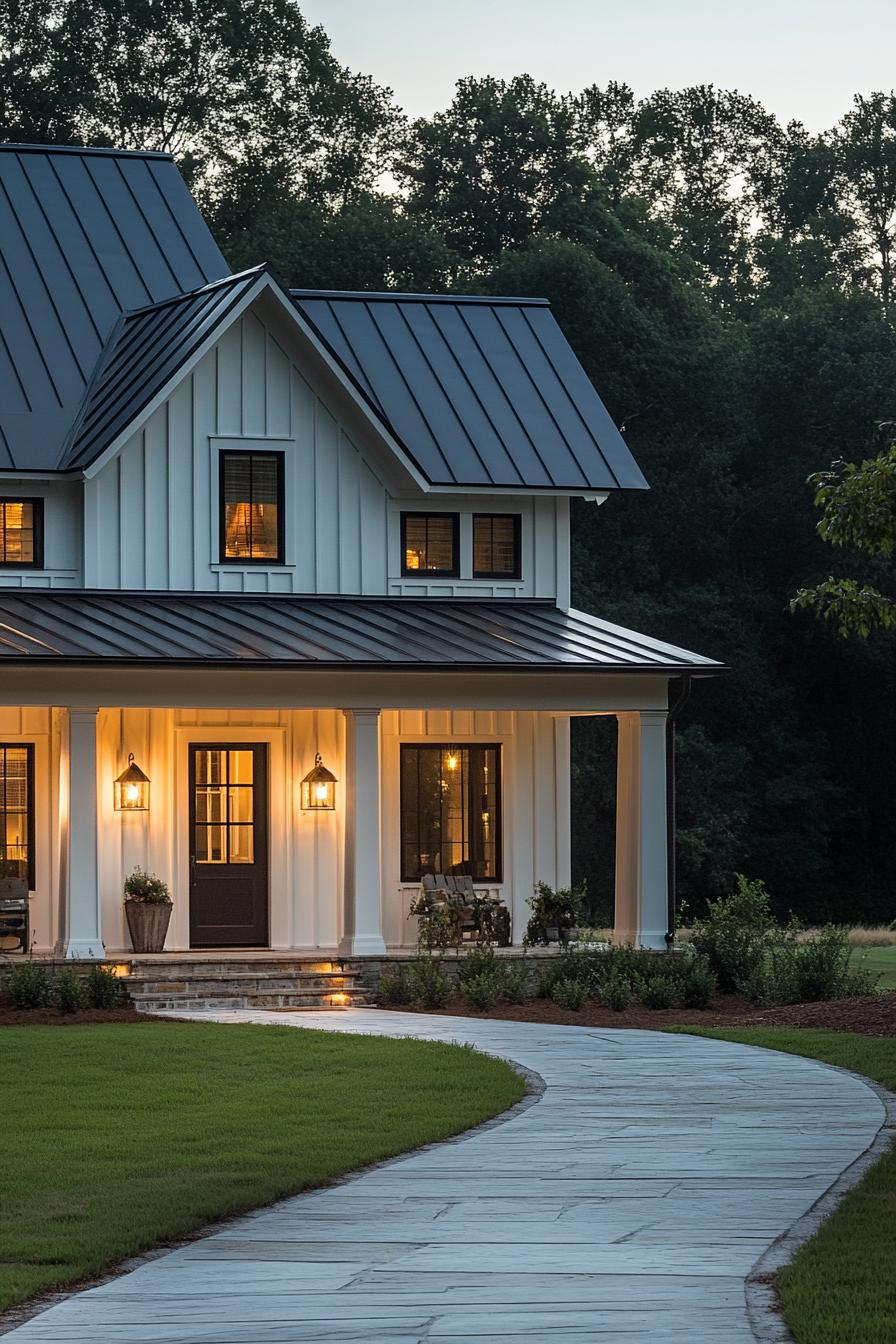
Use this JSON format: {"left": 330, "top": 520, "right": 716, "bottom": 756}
{"left": 603, "top": 970, "right": 633, "bottom": 1012}
{"left": 681, "top": 955, "right": 717, "bottom": 1009}
{"left": 85, "top": 965, "right": 126, "bottom": 1009}
{"left": 458, "top": 945, "right": 498, "bottom": 985}
{"left": 123, "top": 867, "right": 171, "bottom": 904}
{"left": 523, "top": 881, "right": 586, "bottom": 946}
{"left": 636, "top": 976, "right": 676, "bottom": 1009}
{"left": 463, "top": 971, "right": 502, "bottom": 1011}
{"left": 550, "top": 977, "right": 587, "bottom": 1011}
{"left": 501, "top": 964, "right": 529, "bottom": 1005}
{"left": 409, "top": 958, "right": 453, "bottom": 1009}
{"left": 374, "top": 969, "right": 415, "bottom": 1006}
{"left": 6, "top": 962, "right": 52, "bottom": 1009}
{"left": 691, "top": 875, "right": 776, "bottom": 992}
{"left": 745, "top": 926, "right": 880, "bottom": 1006}
{"left": 54, "top": 969, "right": 85, "bottom": 1014}
{"left": 416, "top": 907, "right": 462, "bottom": 954}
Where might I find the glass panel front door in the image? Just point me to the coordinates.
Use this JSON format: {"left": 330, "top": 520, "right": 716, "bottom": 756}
{"left": 189, "top": 744, "right": 268, "bottom": 947}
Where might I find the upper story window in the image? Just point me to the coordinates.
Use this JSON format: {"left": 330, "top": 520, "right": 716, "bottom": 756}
{"left": 220, "top": 452, "right": 284, "bottom": 564}
{"left": 0, "top": 499, "right": 42, "bottom": 568}
{"left": 473, "top": 514, "right": 521, "bottom": 579}
{"left": 401, "top": 513, "right": 459, "bottom": 577}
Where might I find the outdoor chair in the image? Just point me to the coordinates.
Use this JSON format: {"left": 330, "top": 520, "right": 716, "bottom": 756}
{"left": 0, "top": 894, "right": 29, "bottom": 953}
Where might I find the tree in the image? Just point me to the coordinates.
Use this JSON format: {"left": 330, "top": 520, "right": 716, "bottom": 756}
{"left": 2, "top": 0, "right": 403, "bottom": 205}
{"left": 836, "top": 93, "right": 896, "bottom": 316}
{"left": 399, "top": 75, "right": 592, "bottom": 262}
{"left": 0, "top": 0, "right": 74, "bottom": 142}
{"left": 792, "top": 432, "right": 896, "bottom": 636}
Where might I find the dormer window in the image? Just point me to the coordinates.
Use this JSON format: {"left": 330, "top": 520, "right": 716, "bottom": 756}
{"left": 473, "top": 514, "right": 521, "bottom": 579}
{"left": 0, "top": 499, "right": 42, "bottom": 568}
{"left": 220, "top": 452, "right": 284, "bottom": 564}
{"left": 401, "top": 513, "right": 459, "bottom": 577}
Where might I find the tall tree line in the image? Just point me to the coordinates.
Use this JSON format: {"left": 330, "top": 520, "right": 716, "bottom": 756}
{"left": 3, "top": 0, "right": 895, "bottom": 922}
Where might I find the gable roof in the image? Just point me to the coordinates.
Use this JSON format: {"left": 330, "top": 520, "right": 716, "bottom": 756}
{"left": 0, "top": 143, "right": 229, "bottom": 471}
{"left": 61, "top": 267, "right": 266, "bottom": 472}
{"left": 291, "top": 291, "right": 648, "bottom": 492}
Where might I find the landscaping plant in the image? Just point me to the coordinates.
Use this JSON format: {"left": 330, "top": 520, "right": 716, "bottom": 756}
{"left": 636, "top": 975, "right": 677, "bottom": 1010}
{"left": 374, "top": 968, "right": 415, "bottom": 1006}
{"left": 523, "top": 881, "right": 586, "bottom": 946}
{"left": 681, "top": 956, "right": 717, "bottom": 1009}
{"left": 409, "top": 958, "right": 453, "bottom": 1009}
{"left": 5, "top": 963, "right": 52, "bottom": 1009}
{"left": 603, "top": 970, "right": 633, "bottom": 1012}
{"left": 85, "top": 965, "right": 126, "bottom": 1010}
{"left": 690, "top": 874, "right": 777, "bottom": 992}
{"left": 53, "top": 970, "right": 85, "bottom": 1015}
{"left": 462, "top": 971, "right": 503, "bottom": 1011}
{"left": 550, "top": 976, "right": 587, "bottom": 1011}
{"left": 501, "top": 964, "right": 529, "bottom": 1004}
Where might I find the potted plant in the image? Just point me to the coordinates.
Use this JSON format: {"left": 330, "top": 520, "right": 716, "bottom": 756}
{"left": 123, "top": 867, "right": 172, "bottom": 953}
{"left": 523, "top": 881, "right": 586, "bottom": 947}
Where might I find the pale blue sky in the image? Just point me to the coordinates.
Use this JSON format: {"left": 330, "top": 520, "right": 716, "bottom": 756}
{"left": 301, "top": 0, "right": 896, "bottom": 130}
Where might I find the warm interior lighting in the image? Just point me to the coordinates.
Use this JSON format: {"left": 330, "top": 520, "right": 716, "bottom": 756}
{"left": 446, "top": 751, "right": 459, "bottom": 772}
{"left": 113, "top": 754, "right": 150, "bottom": 811}
{"left": 301, "top": 753, "right": 337, "bottom": 810}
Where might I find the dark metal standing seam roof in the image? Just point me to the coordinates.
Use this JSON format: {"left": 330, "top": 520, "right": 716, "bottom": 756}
{"left": 0, "top": 144, "right": 229, "bottom": 471}
{"left": 0, "top": 591, "right": 722, "bottom": 673}
{"left": 291, "top": 291, "right": 649, "bottom": 492}
{"left": 60, "top": 268, "right": 266, "bottom": 471}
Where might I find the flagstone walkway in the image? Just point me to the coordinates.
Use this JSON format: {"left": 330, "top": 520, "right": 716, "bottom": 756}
{"left": 7, "top": 1010, "right": 885, "bottom": 1343}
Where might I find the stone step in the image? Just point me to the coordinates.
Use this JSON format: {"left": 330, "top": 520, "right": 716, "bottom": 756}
{"left": 129, "top": 975, "right": 359, "bottom": 998}
{"left": 136, "top": 988, "right": 369, "bottom": 1011}
{"left": 127, "top": 960, "right": 345, "bottom": 978}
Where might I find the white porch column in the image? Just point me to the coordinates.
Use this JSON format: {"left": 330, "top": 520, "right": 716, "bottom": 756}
{"left": 63, "top": 707, "right": 104, "bottom": 959}
{"left": 339, "top": 708, "right": 386, "bottom": 956}
{"left": 614, "top": 710, "right": 668, "bottom": 951}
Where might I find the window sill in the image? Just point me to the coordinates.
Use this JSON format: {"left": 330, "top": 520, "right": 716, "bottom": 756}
{"left": 209, "top": 563, "right": 296, "bottom": 572}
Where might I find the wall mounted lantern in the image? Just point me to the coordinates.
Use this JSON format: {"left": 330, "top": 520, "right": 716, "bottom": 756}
{"left": 301, "top": 753, "right": 337, "bottom": 811}
{"left": 114, "top": 753, "right": 150, "bottom": 811}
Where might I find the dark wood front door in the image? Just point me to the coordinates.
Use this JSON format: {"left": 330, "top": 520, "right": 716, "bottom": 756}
{"left": 189, "top": 744, "right": 268, "bottom": 947}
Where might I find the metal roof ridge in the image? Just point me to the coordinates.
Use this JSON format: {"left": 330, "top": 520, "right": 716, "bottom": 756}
{"left": 0, "top": 142, "right": 174, "bottom": 161}
{"left": 117, "top": 265, "right": 262, "bottom": 319}
{"left": 290, "top": 289, "right": 551, "bottom": 307}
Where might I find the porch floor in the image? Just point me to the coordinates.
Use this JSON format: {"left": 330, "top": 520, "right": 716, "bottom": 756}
{"left": 6, "top": 1010, "right": 884, "bottom": 1343}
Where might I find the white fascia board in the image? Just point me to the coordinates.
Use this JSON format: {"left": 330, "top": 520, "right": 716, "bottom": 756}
{"left": 81, "top": 275, "right": 430, "bottom": 493}
{"left": 261, "top": 283, "right": 431, "bottom": 494}
{"left": 81, "top": 273, "right": 272, "bottom": 481}
{"left": 427, "top": 484, "right": 612, "bottom": 501}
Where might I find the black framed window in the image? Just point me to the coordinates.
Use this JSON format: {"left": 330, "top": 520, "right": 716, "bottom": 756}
{"left": 0, "top": 499, "right": 43, "bottom": 568}
{"left": 0, "top": 745, "right": 34, "bottom": 890}
{"left": 220, "top": 452, "right": 284, "bottom": 563}
{"left": 400, "top": 743, "right": 501, "bottom": 882}
{"left": 401, "top": 513, "right": 459, "bottom": 577}
{"left": 473, "top": 514, "right": 521, "bottom": 579}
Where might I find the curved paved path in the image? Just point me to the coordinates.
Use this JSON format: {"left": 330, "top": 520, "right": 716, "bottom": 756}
{"left": 7, "top": 1010, "right": 884, "bottom": 1344}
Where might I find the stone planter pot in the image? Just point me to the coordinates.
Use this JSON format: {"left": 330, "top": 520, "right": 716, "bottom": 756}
{"left": 125, "top": 900, "right": 172, "bottom": 953}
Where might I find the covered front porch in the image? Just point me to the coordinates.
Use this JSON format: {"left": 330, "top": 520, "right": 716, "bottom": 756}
{"left": 0, "top": 592, "right": 723, "bottom": 962}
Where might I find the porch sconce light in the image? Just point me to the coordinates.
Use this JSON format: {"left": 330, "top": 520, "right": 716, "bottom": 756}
{"left": 301, "top": 753, "right": 337, "bottom": 811}
{"left": 114, "top": 754, "right": 150, "bottom": 811}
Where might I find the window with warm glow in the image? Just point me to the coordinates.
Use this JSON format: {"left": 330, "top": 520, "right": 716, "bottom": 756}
{"left": 473, "top": 514, "right": 521, "bottom": 579}
{"left": 400, "top": 744, "right": 501, "bottom": 882}
{"left": 193, "top": 748, "right": 256, "bottom": 864}
{"left": 400, "top": 513, "right": 459, "bottom": 577}
{"left": 0, "top": 744, "right": 34, "bottom": 889}
{"left": 0, "top": 499, "right": 42, "bottom": 567}
{"left": 220, "top": 453, "right": 284, "bottom": 563}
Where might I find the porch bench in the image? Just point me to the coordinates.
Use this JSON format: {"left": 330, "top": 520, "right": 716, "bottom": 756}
{"left": 0, "top": 894, "right": 30, "bottom": 953}
{"left": 415, "top": 874, "right": 511, "bottom": 946}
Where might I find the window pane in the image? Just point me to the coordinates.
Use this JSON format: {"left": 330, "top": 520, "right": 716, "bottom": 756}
{"left": 228, "top": 787, "right": 254, "bottom": 825}
{"left": 0, "top": 747, "right": 32, "bottom": 884}
{"left": 222, "top": 455, "right": 281, "bottom": 560}
{"left": 228, "top": 825, "right": 254, "bottom": 864}
{"left": 0, "top": 502, "right": 35, "bottom": 565}
{"left": 402, "top": 515, "right": 456, "bottom": 574}
{"left": 195, "top": 824, "right": 226, "bottom": 864}
{"left": 228, "top": 750, "right": 253, "bottom": 785}
{"left": 474, "top": 515, "right": 518, "bottom": 577}
{"left": 400, "top": 744, "right": 500, "bottom": 882}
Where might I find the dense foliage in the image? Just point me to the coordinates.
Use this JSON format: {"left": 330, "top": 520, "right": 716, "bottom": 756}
{"left": 4, "top": 3, "right": 896, "bottom": 922}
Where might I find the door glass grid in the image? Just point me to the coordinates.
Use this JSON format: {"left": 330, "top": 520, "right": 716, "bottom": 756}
{"left": 0, "top": 746, "right": 31, "bottom": 880}
{"left": 194, "top": 749, "right": 254, "bottom": 864}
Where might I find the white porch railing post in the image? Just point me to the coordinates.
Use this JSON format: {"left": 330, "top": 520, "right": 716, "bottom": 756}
{"left": 63, "top": 707, "right": 104, "bottom": 960}
{"left": 340, "top": 708, "right": 386, "bottom": 956}
{"left": 614, "top": 710, "right": 668, "bottom": 950}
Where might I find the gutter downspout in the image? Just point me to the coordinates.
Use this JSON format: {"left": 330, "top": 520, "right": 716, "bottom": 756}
{"left": 665, "top": 674, "right": 692, "bottom": 946}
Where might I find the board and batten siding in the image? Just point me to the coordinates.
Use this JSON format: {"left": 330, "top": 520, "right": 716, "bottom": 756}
{"left": 89, "top": 706, "right": 570, "bottom": 953}
{"left": 82, "top": 305, "right": 571, "bottom": 603}
{"left": 0, "top": 480, "right": 82, "bottom": 588}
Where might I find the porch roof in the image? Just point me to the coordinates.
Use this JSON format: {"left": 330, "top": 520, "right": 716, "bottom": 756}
{"left": 0, "top": 592, "right": 723, "bottom": 675}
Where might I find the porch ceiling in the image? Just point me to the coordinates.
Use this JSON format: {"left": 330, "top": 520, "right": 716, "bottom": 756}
{"left": 0, "top": 591, "right": 723, "bottom": 675}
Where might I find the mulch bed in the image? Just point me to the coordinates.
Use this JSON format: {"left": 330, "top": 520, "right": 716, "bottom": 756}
{"left": 385, "top": 992, "right": 896, "bottom": 1036}
{"left": 0, "top": 1005, "right": 159, "bottom": 1027}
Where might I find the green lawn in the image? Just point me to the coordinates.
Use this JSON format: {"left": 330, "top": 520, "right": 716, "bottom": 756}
{"left": 0, "top": 1021, "right": 525, "bottom": 1313}
{"left": 677, "top": 1028, "right": 896, "bottom": 1344}
{"left": 859, "top": 944, "right": 896, "bottom": 989}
